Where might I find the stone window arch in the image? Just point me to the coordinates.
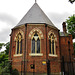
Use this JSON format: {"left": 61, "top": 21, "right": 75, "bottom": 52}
{"left": 48, "top": 31, "right": 57, "bottom": 55}
{"left": 29, "top": 28, "right": 43, "bottom": 56}
{"left": 31, "top": 32, "right": 40, "bottom": 53}
{"left": 15, "top": 33, "right": 23, "bottom": 54}
{"left": 29, "top": 28, "right": 43, "bottom": 39}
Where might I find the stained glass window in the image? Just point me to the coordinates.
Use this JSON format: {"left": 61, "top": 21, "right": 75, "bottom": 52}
{"left": 31, "top": 32, "right": 40, "bottom": 53}
{"left": 52, "top": 40, "right": 54, "bottom": 54}
{"left": 16, "top": 33, "right": 22, "bottom": 54}
{"left": 37, "top": 38, "right": 40, "bottom": 53}
{"left": 17, "top": 39, "right": 19, "bottom": 54}
{"left": 20, "top": 40, "right": 22, "bottom": 54}
{"left": 49, "top": 40, "right": 51, "bottom": 54}
{"left": 49, "top": 34, "right": 55, "bottom": 54}
{"left": 32, "top": 38, "right": 35, "bottom": 53}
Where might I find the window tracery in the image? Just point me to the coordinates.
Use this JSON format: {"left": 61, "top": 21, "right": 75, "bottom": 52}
{"left": 15, "top": 33, "right": 22, "bottom": 54}
{"left": 29, "top": 28, "right": 43, "bottom": 56}
{"left": 48, "top": 32, "right": 57, "bottom": 55}
{"left": 31, "top": 32, "right": 40, "bottom": 53}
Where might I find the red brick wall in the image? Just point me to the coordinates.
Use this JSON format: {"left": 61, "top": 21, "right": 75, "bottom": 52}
{"left": 10, "top": 24, "right": 67, "bottom": 74}
{"left": 10, "top": 25, "right": 25, "bottom": 72}
{"left": 60, "top": 34, "right": 74, "bottom": 62}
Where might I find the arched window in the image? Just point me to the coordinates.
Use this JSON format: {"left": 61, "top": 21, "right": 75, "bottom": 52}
{"left": 49, "top": 33, "right": 56, "bottom": 54}
{"left": 31, "top": 32, "right": 40, "bottom": 53}
{"left": 16, "top": 33, "right": 22, "bottom": 54}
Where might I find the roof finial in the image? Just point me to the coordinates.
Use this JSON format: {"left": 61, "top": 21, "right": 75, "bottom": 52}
{"left": 35, "top": 0, "right": 37, "bottom": 3}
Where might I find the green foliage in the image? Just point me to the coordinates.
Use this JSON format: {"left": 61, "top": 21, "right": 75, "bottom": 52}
{"left": 69, "top": 0, "right": 75, "bottom": 4}
{"left": 0, "top": 42, "right": 10, "bottom": 55}
{"left": 0, "top": 67, "right": 2, "bottom": 75}
{"left": 0, "top": 43, "right": 4, "bottom": 50}
{"left": 66, "top": 15, "right": 75, "bottom": 39}
{"left": 73, "top": 42, "right": 75, "bottom": 54}
{"left": 0, "top": 52, "right": 8, "bottom": 63}
{"left": 12, "top": 69, "right": 19, "bottom": 75}
{"left": 4, "top": 42, "right": 10, "bottom": 55}
{"left": 0, "top": 61, "right": 10, "bottom": 75}
{"left": 0, "top": 42, "right": 10, "bottom": 75}
{"left": 0, "top": 42, "right": 19, "bottom": 75}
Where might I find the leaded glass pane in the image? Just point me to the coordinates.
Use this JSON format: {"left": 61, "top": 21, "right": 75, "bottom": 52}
{"left": 20, "top": 40, "right": 22, "bottom": 54}
{"left": 52, "top": 40, "right": 54, "bottom": 54}
{"left": 32, "top": 38, "right": 35, "bottom": 53}
{"left": 49, "top": 40, "right": 51, "bottom": 54}
{"left": 49, "top": 36, "right": 51, "bottom": 39}
{"left": 34, "top": 33, "right": 38, "bottom": 36}
{"left": 37, "top": 38, "right": 40, "bottom": 53}
{"left": 52, "top": 36, "right": 54, "bottom": 39}
{"left": 17, "top": 40, "right": 19, "bottom": 54}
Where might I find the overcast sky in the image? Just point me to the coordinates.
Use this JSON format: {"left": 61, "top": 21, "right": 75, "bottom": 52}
{"left": 0, "top": 0, "right": 75, "bottom": 43}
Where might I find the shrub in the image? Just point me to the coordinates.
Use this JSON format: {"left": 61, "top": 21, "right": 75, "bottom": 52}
{"left": 12, "top": 69, "right": 19, "bottom": 75}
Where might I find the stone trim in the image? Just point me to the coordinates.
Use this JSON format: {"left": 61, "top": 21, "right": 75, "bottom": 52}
{"left": 29, "top": 28, "right": 44, "bottom": 39}
{"left": 29, "top": 53, "right": 43, "bottom": 56}
{"left": 14, "top": 54, "right": 23, "bottom": 57}
{"left": 49, "top": 54, "right": 58, "bottom": 57}
{"left": 48, "top": 30, "right": 57, "bottom": 41}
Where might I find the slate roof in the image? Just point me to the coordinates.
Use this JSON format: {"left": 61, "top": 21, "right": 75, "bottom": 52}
{"left": 60, "top": 32, "right": 65, "bottom": 36}
{"left": 60, "top": 32, "right": 69, "bottom": 36}
{"left": 15, "top": 3, "right": 57, "bottom": 28}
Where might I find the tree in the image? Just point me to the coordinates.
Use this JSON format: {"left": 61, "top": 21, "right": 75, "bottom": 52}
{"left": 73, "top": 42, "right": 75, "bottom": 54}
{"left": 4, "top": 42, "right": 10, "bottom": 55}
{"left": 0, "top": 42, "right": 10, "bottom": 55}
{"left": 66, "top": 15, "right": 75, "bottom": 39}
{"left": 0, "top": 42, "right": 10, "bottom": 75}
{"left": 0, "top": 43, "right": 4, "bottom": 50}
{"left": 69, "top": 0, "right": 75, "bottom": 3}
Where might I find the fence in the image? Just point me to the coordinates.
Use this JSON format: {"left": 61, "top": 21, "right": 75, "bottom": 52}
{"left": 61, "top": 56, "right": 75, "bottom": 75}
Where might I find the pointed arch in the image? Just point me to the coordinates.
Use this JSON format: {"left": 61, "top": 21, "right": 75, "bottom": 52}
{"left": 48, "top": 30, "right": 57, "bottom": 55}
{"left": 48, "top": 30, "right": 57, "bottom": 41}
{"left": 29, "top": 28, "right": 44, "bottom": 55}
{"left": 15, "top": 30, "right": 24, "bottom": 41}
{"left": 29, "top": 28, "right": 44, "bottom": 39}
{"left": 15, "top": 30, "right": 24, "bottom": 54}
{"left": 31, "top": 32, "right": 41, "bottom": 53}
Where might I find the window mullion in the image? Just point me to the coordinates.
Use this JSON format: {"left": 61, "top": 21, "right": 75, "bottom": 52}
{"left": 35, "top": 41, "right": 37, "bottom": 53}
{"left": 16, "top": 41, "right": 17, "bottom": 54}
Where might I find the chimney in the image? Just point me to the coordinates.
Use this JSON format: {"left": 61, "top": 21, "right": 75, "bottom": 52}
{"left": 62, "top": 22, "right": 67, "bottom": 33}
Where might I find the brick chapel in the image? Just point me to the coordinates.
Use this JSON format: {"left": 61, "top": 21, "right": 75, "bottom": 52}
{"left": 9, "top": 2, "right": 74, "bottom": 75}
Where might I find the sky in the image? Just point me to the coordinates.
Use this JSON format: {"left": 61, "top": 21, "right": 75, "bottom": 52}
{"left": 0, "top": 0, "right": 75, "bottom": 43}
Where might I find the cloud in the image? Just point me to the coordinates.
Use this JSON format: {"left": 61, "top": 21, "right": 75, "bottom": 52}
{"left": 48, "top": 12, "right": 71, "bottom": 23}
{"left": 0, "top": 13, "right": 18, "bottom": 43}
{"left": 0, "top": 28, "right": 10, "bottom": 43}
{"left": 0, "top": 13, "right": 18, "bottom": 25}
{"left": 47, "top": 12, "right": 71, "bottom": 31}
